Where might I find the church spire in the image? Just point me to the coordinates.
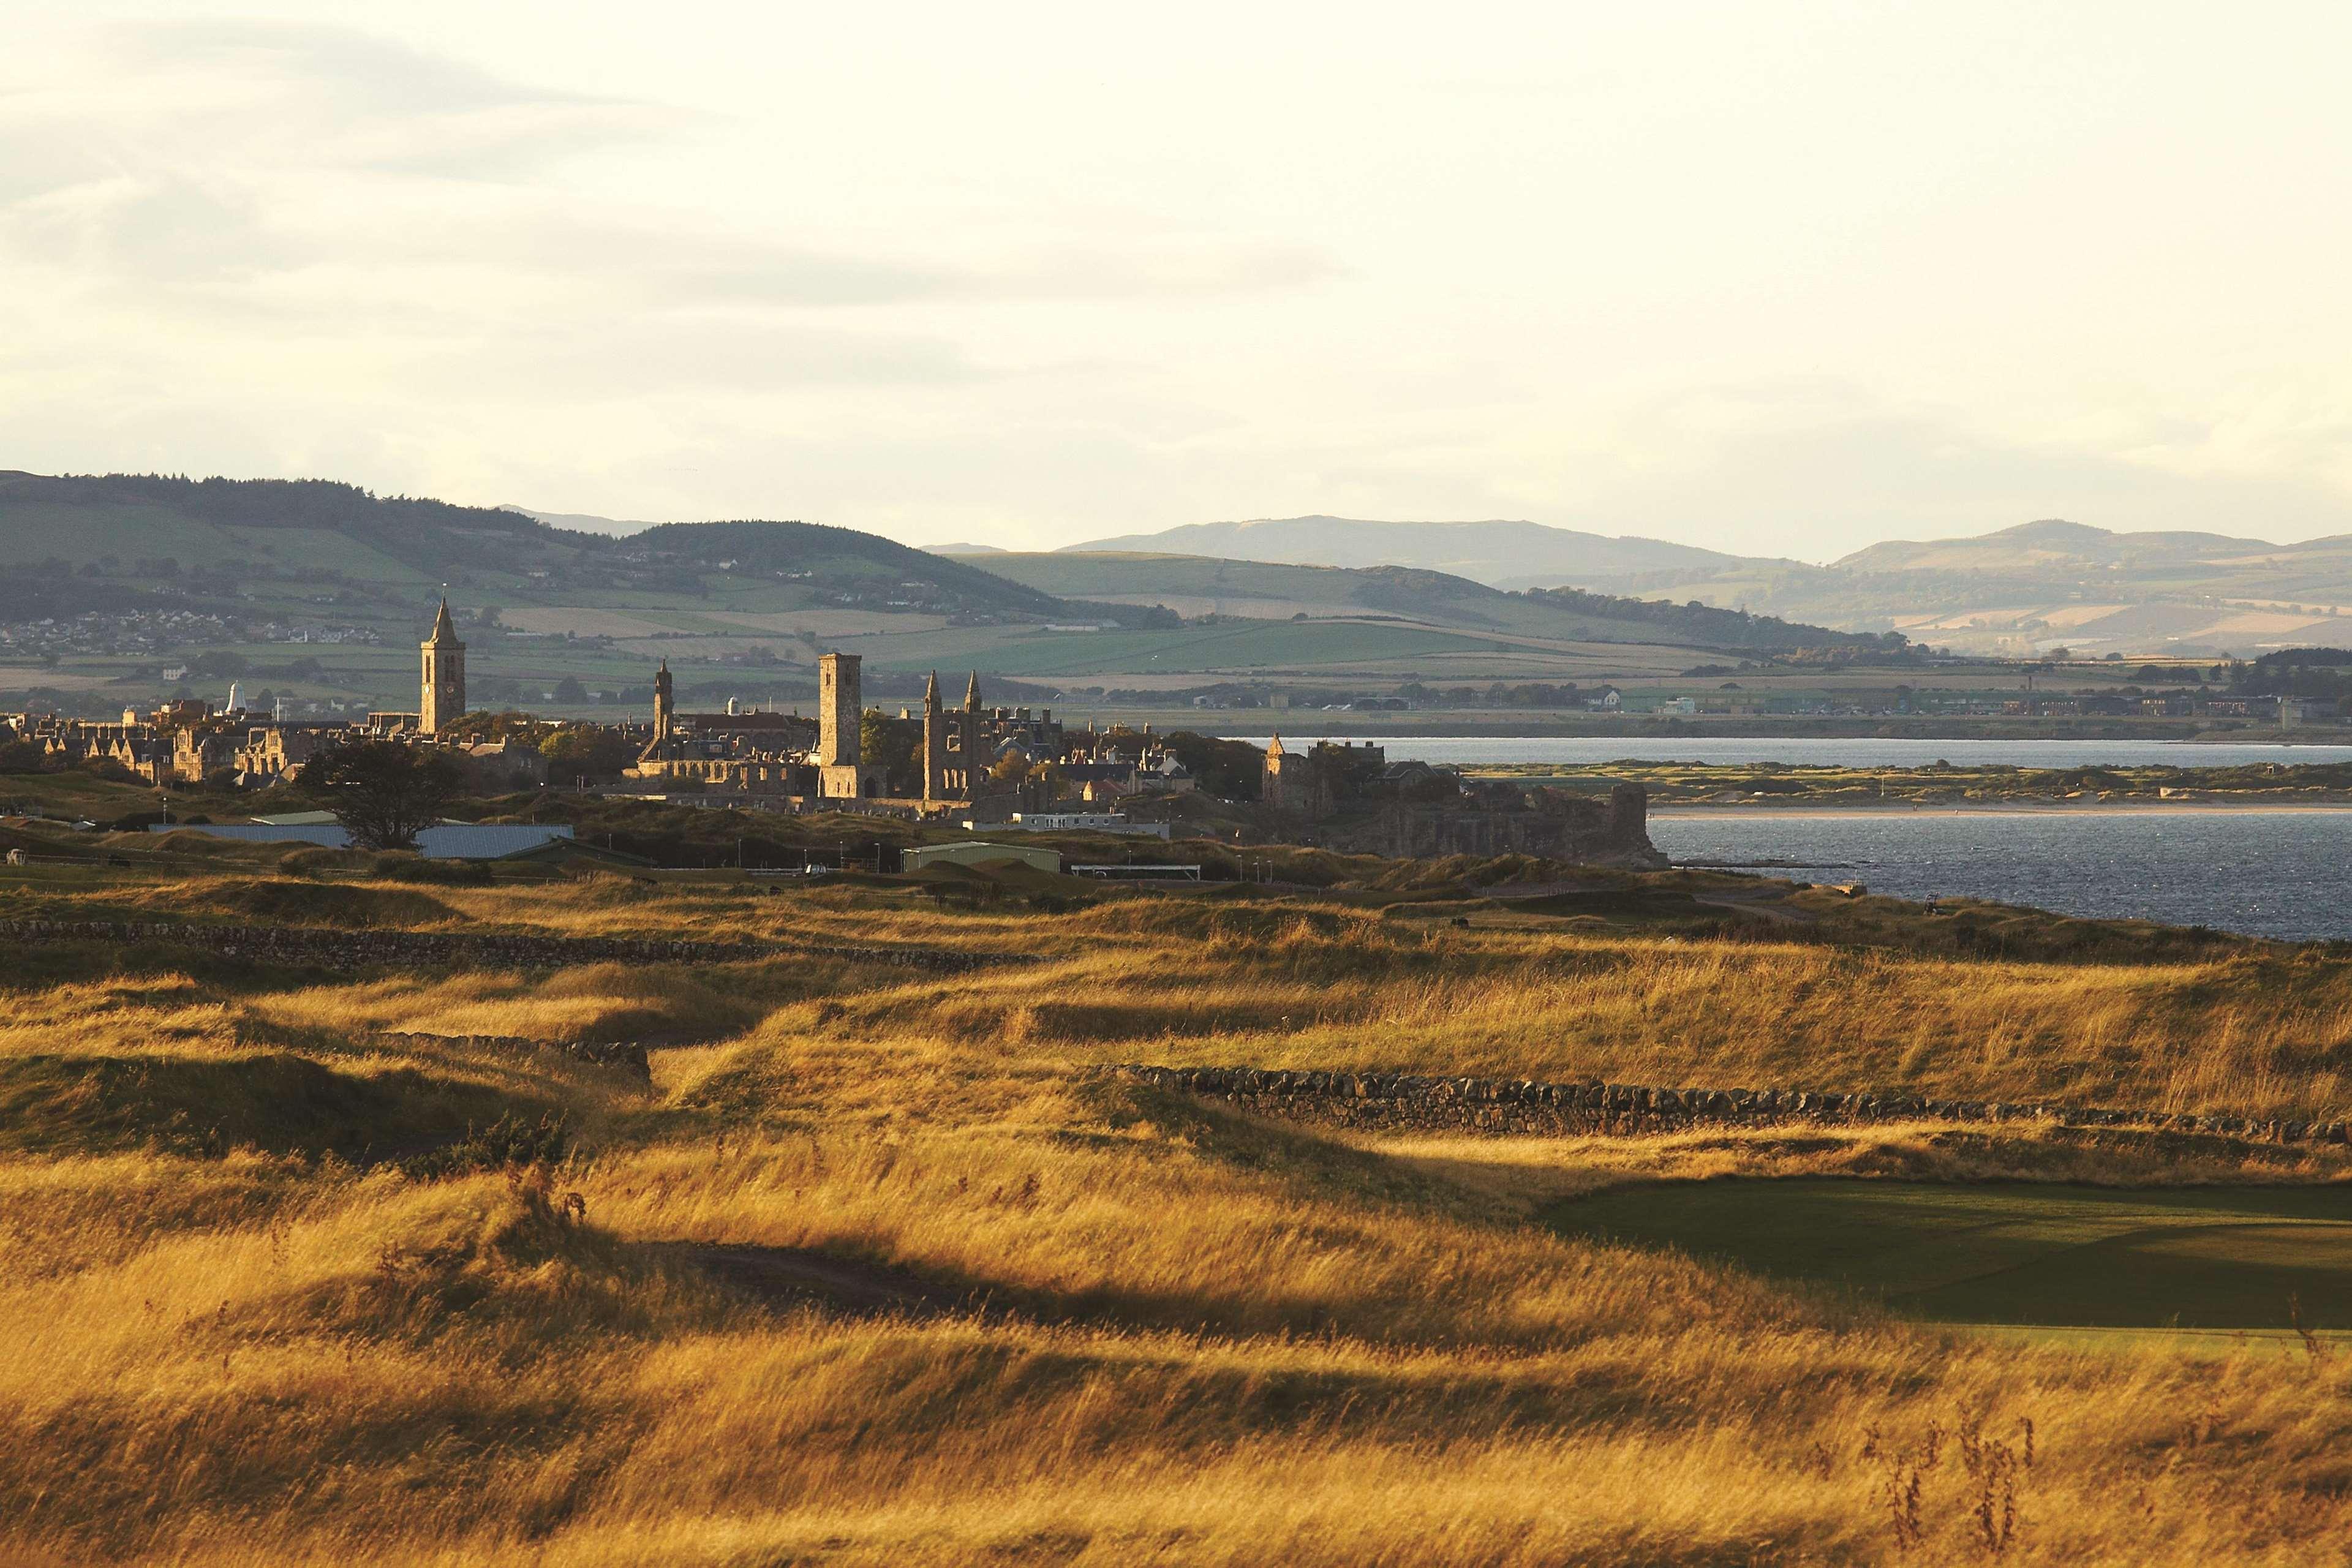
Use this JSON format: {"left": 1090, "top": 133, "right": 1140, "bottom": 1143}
{"left": 428, "top": 596, "right": 460, "bottom": 645}
{"left": 964, "top": 670, "right": 982, "bottom": 711}
{"left": 925, "top": 669, "right": 940, "bottom": 707}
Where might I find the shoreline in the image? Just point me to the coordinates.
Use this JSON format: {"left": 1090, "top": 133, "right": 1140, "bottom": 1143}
{"left": 1651, "top": 800, "right": 2352, "bottom": 818}
{"left": 1195, "top": 723, "right": 2352, "bottom": 745}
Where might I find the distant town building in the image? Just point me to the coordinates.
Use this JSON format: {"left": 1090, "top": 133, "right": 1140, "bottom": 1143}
{"left": 419, "top": 598, "right": 466, "bottom": 735}
{"left": 817, "top": 652, "right": 884, "bottom": 799}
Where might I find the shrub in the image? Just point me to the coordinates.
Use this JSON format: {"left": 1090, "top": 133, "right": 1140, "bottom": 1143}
{"left": 369, "top": 853, "right": 494, "bottom": 886}
{"left": 399, "top": 1111, "right": 569, "bottom": 1182}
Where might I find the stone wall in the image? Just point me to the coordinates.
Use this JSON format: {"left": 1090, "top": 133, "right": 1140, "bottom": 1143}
{"left": 1118, "top": 1063, "right": 2350, "bottom": 1146}
{"left": 0, "top": 919, "right": 1025, "bottom": 975}
{"left": 1321, "top": 782, "right": 1662, "bottom": 867}
{"left": 373, "top": 1031, "right": 652, "bottom": 1082}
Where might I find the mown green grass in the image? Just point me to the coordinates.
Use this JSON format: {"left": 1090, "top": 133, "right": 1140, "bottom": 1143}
{"left": 1547, "top": 1180, "right": 2352, "bottom": 1330}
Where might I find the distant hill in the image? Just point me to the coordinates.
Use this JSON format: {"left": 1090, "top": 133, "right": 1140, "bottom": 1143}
{"left": 1603, "top": 518, "right": 2352, "bottom": 657}
{"left": 0, "top": 472, "right": 1083, "bottom": 623}
{"left": 0, "top": 472, "right": 1194, "bottom": 714}
{"left": 1057, "top": 510, "right": 2352, "bottom": 656}
{"left": 1833, "top": 518, "right": 2279, "bottom": 574}
{"left": 626, "top": 518, "right": 1071, "bottom": 618}
{"left": 502, "top": 505, "right": 654, "bottom": 537}
{"left": 924, "top": 542, "right": 1006, "bottom": 555}
{"left": 973, "top": 550, "right": 1897, "bottom": 655}
{"left": 1066, "top": 516, "right": 1773, "bottom": 591}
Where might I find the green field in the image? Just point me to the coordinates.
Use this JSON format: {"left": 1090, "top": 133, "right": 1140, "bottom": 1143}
{"left": 1547, "top": 1180, "right": 2352, "bottom": 1330}
{"left": 853, "top": 618, "right": 1531, "bottom": 677}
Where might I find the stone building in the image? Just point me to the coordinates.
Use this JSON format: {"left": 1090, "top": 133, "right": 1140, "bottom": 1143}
{"left": 1258, "top": 735, "right": 1659, "bottom": 865}
{"left": 629, "top": 660, "right": 818, "bottom": 793}
{"left": 914, "top": 670, "right": 1065, "bottom": 803}
{"left": 419, "top": 598, "right": 466, "bottom": 735}
{"left": 921, "top": 672, "right": 950, "bottom": 801}
{"left": 817, "top": 652, "right": 884, "bottom": 799}
{"left": 232, "top": 722, "right": 341, "bottom": 785}
{"left": 1264, "top": 735, "right": 1387, "bottom": 816}
{"left": 1327, "top": 778, "right": 1658, "bottom": 863}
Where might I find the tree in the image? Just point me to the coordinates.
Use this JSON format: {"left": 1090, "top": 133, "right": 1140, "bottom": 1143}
{"left": 1163, "top": 731, "right": 1267, "bottom": 801}
{"left": 861, "top": 709, "right": 921, "bottom": 794}
{"left": 538, "top": 726, "right": 639, "bottom": 780}
{"left": 305, "top": 741, "right": 460, "bottom": 851}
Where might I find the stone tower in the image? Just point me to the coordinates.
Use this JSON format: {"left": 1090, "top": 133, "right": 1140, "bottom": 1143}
{"left": 817, "top": 651, "right": 881, "bottom": 799}
{"left": 921, "top": 670, "right": 946, "bottom": 801}
{"left": 652, "top": 660, "right": 674, "bottom": 737}
{"left": 1262, "top": 732, "right": 1294, "bottom": 809}
{"left": 818, "top": 652, "right": 861, "bottom": 766}
{"left": 959, "top": 670, "right": 984, "bottom": 791}
{"left": 419, "top": 598, "right": 466, "bottom": 735}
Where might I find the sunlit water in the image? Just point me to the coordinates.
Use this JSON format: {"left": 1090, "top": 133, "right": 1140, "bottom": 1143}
{"left": 1235, "top": 734, "right": 2352, "bottom": 937}
{"left": 1648, "top": 810, "right": 2352, "bottom": 941}
{"left": 1235, "top": 736, "right": 2352, "bottom": 769}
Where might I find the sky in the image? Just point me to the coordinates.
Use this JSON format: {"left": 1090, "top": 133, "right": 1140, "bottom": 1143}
{"left": 9, "top": 2, "right": 2352, "bottom": 561}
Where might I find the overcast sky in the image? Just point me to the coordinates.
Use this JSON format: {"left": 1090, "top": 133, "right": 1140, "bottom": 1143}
{"left": 10, "top": 3, "right": 2352, "bottom": 560}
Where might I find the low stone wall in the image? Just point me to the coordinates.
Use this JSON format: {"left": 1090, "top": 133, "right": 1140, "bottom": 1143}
{"left": 1117, "top": 1064, "right": 2350, "bottom": 1146}
{"left": 0, "top": 919, "right": 1023, "bottom": 975}
{"left": 373, "top": 1031, "right": 652, "bottom": 1080}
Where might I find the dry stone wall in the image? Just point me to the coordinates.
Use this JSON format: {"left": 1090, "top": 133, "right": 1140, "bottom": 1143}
{"left": 0, "top": 918, "right": 1024, "bottom": 975}
{"left": 1118, "top": 1064, "right": 2351, "bottom": 1147}
{"left": 373, "top": 1031, "right": 652, "bottom": 1081}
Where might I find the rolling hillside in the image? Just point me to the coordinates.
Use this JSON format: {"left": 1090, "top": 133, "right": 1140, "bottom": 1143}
{"left": 1640, "top": 519, "right": 2352, "bottom": 657}
{"left": 1835, "top": 518, "right": 2279, "bottom": 575}
{"left": 0, "top": 472, "right": 1076, "bottom": 622}
{"left": 0, "top": 472, "right": 1157, "bottom": 716}
{"left": 1074, "top": 512, "right": 2352, "bottom": 658}
{"left": 962, "top": 551, "right": 1899, "bottom": 657}
{"left": 1068, "top": 516, "right": 1771, "bottom": 590}
{"left": 0, "top": 472, "right": 1883, "bottom": 718}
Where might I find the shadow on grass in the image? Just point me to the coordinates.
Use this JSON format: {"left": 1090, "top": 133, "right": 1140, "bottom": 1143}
{"left": 0, "top": 1050, "right": 559, "bottom": 1164}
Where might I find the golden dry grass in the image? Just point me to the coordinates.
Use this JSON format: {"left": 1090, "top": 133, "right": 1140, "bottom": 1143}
{"left": 9, "top": 869, "right": 2352, "bottom": 1562}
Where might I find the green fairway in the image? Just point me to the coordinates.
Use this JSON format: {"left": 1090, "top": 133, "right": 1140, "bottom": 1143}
{"left": 1545, "top": 1180, "right": 2352, "bottom": 1329}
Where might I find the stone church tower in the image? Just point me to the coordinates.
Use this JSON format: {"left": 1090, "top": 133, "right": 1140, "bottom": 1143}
{"left": 921, "top": 671, "right": 947, "bottom": 801}
{"left": 419, "top": 598, "right": 466, "bottom": 734}
{"left": 817, "top": 651, "right": 881, "bottom": 798}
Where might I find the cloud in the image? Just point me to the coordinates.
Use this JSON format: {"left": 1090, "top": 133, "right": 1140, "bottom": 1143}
{"left": 106, "top": 18, "right": 675, "bottom": 173}
{"left": 0, "top": 17, "right": 1337, "bottom": 343}
{"left": 437, "top": 317, "right": 991, "bottom": 396}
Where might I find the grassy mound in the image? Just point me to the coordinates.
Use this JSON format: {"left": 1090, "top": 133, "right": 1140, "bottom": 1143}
{"left": 0, "top": 1051, "right": 550, "bottom": 1163}
{"left": 181, "top": 878, "right": 459, "bottom": 928}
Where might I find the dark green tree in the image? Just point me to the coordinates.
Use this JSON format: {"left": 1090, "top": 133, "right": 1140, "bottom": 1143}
{"left": 860, "top": 709, "right": 921, "bottom": 794}
{"left": 305, "top": 741, "right": 461, "bottom": 851}
{"left": 538, "top": 726, "right": 639, "bottom": 779}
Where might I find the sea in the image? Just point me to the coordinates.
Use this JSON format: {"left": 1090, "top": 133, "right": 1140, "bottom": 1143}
{"left": 1232, "top": 736, "right": 2352, "bottom": 769}
{"left": 1238, "top": 736, "right": 2352, "bottom": 940}
{"left": 1648, "top": 810, "right": 2352, "bottom": 942}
